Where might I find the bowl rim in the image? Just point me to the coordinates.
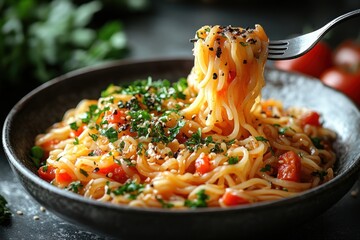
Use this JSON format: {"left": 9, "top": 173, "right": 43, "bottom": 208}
{"left": 2, "top": 57, "right": 360, "bottom": 215}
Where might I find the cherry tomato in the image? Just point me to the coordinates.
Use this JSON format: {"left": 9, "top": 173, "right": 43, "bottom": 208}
{"left": 320, "top": 40, "right": 360, "bottom": 106}
{"left": 274, "top": 41, "right": 333, "bottom": 78}
{"left": 277, "top": 151, "right": 301, "bottom": 182}
{"left": 320, "top": 67, "right": 360, "bottom": 106}
{"left": 333, "top": 39, "right": 360, "bottom": 68}
{"left": 222, "top": 191, "right": 249, "bottom": 206}
{"left": 195, "top": 153, "right": 211, "bottom": 175}
{"left": 38, "top": 165, "right": 56, "bottom": 182}
{"left": 98, "top": 164, "right": 128, "bottom": 183}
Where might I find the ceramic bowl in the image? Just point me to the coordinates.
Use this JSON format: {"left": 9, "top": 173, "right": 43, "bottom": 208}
{"left": 3, "top": 58, "right": 360, "bottom": 240}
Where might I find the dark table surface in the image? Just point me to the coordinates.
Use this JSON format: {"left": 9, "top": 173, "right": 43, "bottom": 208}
{"left": 1, "top": 1, "right": 360, "bottom": 239}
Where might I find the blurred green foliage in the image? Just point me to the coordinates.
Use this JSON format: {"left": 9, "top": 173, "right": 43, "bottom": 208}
{"left": 0, "top": 0, "right": 135, "bottom": 86}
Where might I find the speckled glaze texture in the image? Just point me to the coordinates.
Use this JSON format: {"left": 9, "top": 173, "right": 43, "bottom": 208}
{"left": 3, "top": 59, "right": 360, "bottom": 240}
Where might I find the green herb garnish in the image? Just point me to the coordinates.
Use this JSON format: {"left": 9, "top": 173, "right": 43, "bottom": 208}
{"left": 184, "top": 189, "right": 209, "bottom": 208}
{"left": 66, "top": 181, "right": 83, "bottom": 193}
{"left": 30, "top": 146, "right": 44, "bottom": 167}
{"left": 260, "top": 164, "right": 271, "bottom": 172}
{"left": 255, "top": 136, "right": 268, "bottom": 142}
{"left": 0, "top": 194, "right": 11, "bottom": 224}
{"left": 228, "top": 156, "right": 239, "bottom": 165}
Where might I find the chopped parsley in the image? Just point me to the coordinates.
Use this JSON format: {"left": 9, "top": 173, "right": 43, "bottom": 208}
{"left": 101, "top": 127, "right": 118, "bottom": 143}
{"left": 260, "top": 164, "right": 271, "bottom": 172}
{"left": 66, "top": 181, "right": 83, "bottom": 193}
{"left": 111, "top": 181, "right": 144, "bottom": 200}
{"left": 311, "top": 137, "right": 324, "bottom": 149}
{"left": 184, "top": 189, "right": 209, "bottom": 208}
{"left": 255, "top": 136, "right": 268, "bottom": 142}
{"left": 73, "top": 137, "right": 80, "bottom": 145}
{"left": 88, "top": 133, "right": 98, "bottom": 141}
{"left": 156, "top": 196, "right": 174, "bottom": 208}
{"left": 69, "top": 122, "right": 79, "bottom": 130}
{"left": 228, "top": 156, "right": 239, "bottom": 165}
{"left": 30, "top": 146, "right": 44, "bottom": 167}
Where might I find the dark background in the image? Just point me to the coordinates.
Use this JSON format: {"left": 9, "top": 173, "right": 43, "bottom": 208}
{"left": 1, "top": 0, "right": 360, "bottom": 239}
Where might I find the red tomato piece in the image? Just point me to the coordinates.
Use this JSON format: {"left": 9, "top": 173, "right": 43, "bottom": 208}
{"left": 72, "top": 124, "right": 85, "bottom": 137}
{"left": 105, "top": 109, "right": 126, "bottom": 124}
{"left": 274, "top": 41, "right": 333, "bottom": 78}
{"left": 300, "top": 111, "right": 321, "bottom": 127}
{"left": 56, "top": 171, "right": 73, "bottom": 184}
{"left": 195, "top": 154, "right": 211, "bottom": 175}
{"left": 277, "top": 151, "right": 302, "bottom": 182}
{"left": 38, "top": 165, "right": 56, "bottom": 182}
{"left": 98, "top": 164, "right": 128, "bottom": 183}
{"left": 222, "top": 191, "right": 249, "bottom": 206}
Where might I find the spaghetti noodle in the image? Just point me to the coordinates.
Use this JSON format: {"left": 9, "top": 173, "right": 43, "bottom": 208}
{"left": 32, "top": 25, "right": 337, "bottom": 208}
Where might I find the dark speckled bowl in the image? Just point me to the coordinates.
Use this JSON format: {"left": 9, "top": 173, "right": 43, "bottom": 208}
{"left": 3, "top": 59, "right": 360, "bottom": 240}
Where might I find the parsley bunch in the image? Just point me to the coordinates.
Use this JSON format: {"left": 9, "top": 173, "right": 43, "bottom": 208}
{"left": 0, "top": 194, "right": 11, "bottom": 224}
{"left": 1, "top": 0, "right": 128, "bottom": 86}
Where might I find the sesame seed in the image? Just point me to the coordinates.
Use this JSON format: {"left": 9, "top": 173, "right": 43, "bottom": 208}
{"left": 40, "top": 206, "right": 46, "bottom": 212}
{"left": 33, "top": 216, "right": 40, "bottom": 220}
{"left": 16, "top": 210, "right": 23, "bottom": 215}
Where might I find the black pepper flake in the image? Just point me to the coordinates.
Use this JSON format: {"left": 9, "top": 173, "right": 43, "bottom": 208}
{"left": 213, "top": 73, "right": 218, "bottom": 80}
{"left": 243, "top": 60, "right": 247, "bottom": 64}
{"left": 225, "top": 62, "right": 228, "bottom": 66}
{"left": 93, "top": 167, "right": 100, "bottom": 173}
{"left": 209, "top": 47, "right": 214, "bottom": 51}
{"left": 247, "top": 38, "right": 257, "bottom": 44}
{"left": 216, "top": 47, "right": 222, "bottom": 58}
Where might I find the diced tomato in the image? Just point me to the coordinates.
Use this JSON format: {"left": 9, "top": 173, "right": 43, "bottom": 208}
{"left": 222, "top": 191, "right": 249, "bottom": 206}
{"left": 105, "top": 109, "right": 126, "bottom": 125}
{"left": 300, "top": 111, "right": 321, "bottom": 127}
{"left": 56, "top": 171, "right": 73, "bottom": 184}
{"left": 98, "top": 164, "right": 128, "bottom": 183}
{"left": 195, "top": 154, "right": 211, "bottom": 175}
{"left": 72, "top": 124, "right": 86, "bottom": 137}
{"left": 38, "top": 165, "right": 56, "bottom": 182}
{"left": 277, "top": 151, "right": 302, "bottom": 182}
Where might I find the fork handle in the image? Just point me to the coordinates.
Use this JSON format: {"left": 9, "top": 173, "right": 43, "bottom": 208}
{"left": 318, "top": 9, "right": 360, "bottom": 38}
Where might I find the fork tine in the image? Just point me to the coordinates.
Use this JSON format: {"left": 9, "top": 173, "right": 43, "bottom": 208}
{"left": 268, "top": 49, "right": 286, "bottom": 54}
{"left": 268, "top": 46, "right": 287, "bottom": 51}
{"left": 268, "top": 40, "right": 289, "bottom": 46}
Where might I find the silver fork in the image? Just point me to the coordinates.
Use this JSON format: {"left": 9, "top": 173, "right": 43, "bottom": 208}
{"left": 268, "top": 9, "right": 360, "bottom": 60}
